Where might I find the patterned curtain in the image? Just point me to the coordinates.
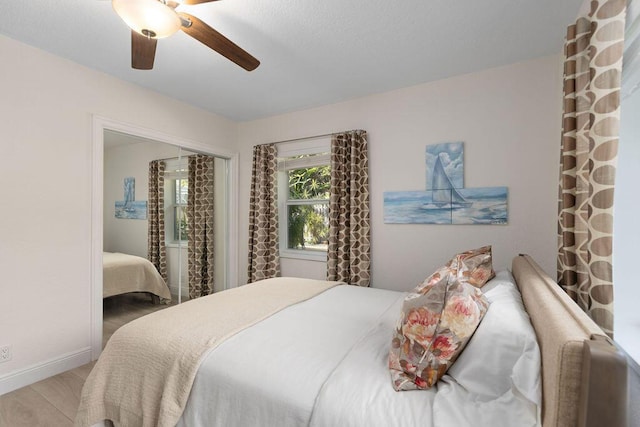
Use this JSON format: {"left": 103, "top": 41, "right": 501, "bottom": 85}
{"left": 327, "top": 130, "right": 371, "bottom": 287}
{"left": 148, "top": 160, "right": 167, "bottom": 283}
{"left": 247, "top": 143, "right": 280, "bottom": 283}
{"left": 557, "top": 0, "right": 626, "bottom": 337}
{"left": 187, "top": 155, "right": 215, "bottom": 299}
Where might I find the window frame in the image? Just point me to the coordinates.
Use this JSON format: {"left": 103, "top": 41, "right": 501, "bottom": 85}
{"left": 277, "top": 138, "right": 331, "bottom": 262}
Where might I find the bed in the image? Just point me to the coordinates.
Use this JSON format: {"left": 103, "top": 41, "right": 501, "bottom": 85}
{"left": 77, "top": 254, "right": 627, "bottom": 427}
{"left": 102, "top": 252, "right": 171, "bottom": 301}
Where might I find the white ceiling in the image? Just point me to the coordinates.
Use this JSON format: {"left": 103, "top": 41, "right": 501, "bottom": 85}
{"left": 0, "top": 0, "right": 582, "bottom": 122}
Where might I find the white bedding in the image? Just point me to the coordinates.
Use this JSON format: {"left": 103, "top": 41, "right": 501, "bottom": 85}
{"left": 178, "top": 271, "right": 541, "bottom": 427}
{"left": 102, "top": 252, "right": 171, "bottom": 300}
{"left": 177, "top": 285, "right": 405, "bottom": 427}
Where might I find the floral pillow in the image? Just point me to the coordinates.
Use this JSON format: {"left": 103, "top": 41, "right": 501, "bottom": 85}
{"left": 389, "top": 264, "right": 490, "bottom": 391}
{"left": 388, "top": 265, "right": 451, "bottom": 390}
{"left": 449, "top": 245, "right": 496, "bottom": 288}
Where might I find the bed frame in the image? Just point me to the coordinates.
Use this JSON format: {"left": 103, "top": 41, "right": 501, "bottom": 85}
{"left": 512, "top": 254, "right": 628, "bottom": 427}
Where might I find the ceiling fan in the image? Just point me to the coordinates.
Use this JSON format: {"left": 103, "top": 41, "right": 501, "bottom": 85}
{"left": 111, "top": 0, "right": 259, "bottom": 71}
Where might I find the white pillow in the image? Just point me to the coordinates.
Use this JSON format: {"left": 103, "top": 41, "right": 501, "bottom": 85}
{"left": 445, "top": 270, "right": 541, "bottom": 406}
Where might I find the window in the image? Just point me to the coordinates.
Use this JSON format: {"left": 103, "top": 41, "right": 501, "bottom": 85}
{"left": 164, "top": 159, "right": 189, "bottom": 245}
{"left": 278, "top": 139, "right": 331, "bottom": 261}
{"left": 170, "top": 178, "right": 189, "bottom": 242}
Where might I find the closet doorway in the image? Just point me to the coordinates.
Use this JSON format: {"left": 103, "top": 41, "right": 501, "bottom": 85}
{"left": 90, "top": 116, "right": 238, "bottom": 359}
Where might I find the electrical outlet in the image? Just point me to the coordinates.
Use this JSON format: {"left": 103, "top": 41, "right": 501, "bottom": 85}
{"left": 0, "top": 345, "right": 12, "bottom": 363}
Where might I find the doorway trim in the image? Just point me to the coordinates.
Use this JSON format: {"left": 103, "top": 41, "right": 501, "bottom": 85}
{"left": 91, "top": 115, "right": 239, "bottom": 360}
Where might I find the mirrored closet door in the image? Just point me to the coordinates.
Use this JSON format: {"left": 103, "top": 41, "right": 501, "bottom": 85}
{"left": 103, "top": 130, "right": 229, "bottom": 305}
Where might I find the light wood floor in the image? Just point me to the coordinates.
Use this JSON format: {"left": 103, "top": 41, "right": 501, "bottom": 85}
{"left": 0, "top": 293, "right": 175, "bottom": 427}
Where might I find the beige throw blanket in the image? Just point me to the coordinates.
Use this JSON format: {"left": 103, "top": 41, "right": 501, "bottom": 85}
{"left": 103, "top": 252, "right": 171, "bottom": 300}
{"left": 75, "top": 277, "right": 342, "bottom": 427}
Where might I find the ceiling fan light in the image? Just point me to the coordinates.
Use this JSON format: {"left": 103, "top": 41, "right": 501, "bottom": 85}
{"left": 112, "top": 0, "right": 181, "bottom": 39}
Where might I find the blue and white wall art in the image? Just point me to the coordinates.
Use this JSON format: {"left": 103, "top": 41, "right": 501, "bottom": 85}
{"left": 115, "top": 177, "right": 148, "bottom": 220}
{"left": 425, "top": 141, "right": 464, "bottom": 190}
{"left": 384, "top": 142, "right": 508, "bottom": 225}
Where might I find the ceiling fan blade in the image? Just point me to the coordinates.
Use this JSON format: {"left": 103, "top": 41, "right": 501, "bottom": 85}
{"left": 131, "top": 30, "right": 157, "bottom": 70}
{"left": 179, "top": 12, "right": 260, "bottom": 71}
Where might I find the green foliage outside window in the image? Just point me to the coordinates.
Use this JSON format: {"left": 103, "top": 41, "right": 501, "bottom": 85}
{"left": 174, "top": 179, "right": 189, "bottom": 241}
{"left": 174, "top": 206, "right": 189, "bottom": 241}
{"left": 287, "top": 165, "right": 330, "bottom": 249}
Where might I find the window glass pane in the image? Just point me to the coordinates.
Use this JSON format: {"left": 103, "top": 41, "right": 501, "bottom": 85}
{"left": 175, "top": 179, "right": 188, "bottom": 204}
{"left": 174, "top": 206, "right": 189, "bottom": 241}
{"left": 287, "top": 203, "right": 329, "bottom": 251}
{"left": 288, "top": 165, "right": 330, "bottom": 200}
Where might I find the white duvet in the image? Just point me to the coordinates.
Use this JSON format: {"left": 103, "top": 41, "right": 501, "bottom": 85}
{"left": 177, "top": 271, "right": 541, "bottom": 427}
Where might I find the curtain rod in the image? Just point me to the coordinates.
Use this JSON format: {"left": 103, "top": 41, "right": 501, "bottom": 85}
{"left": 263, "top": 129, "right": 363, "bottom": 146}
{"left": 269, "top": 132, "right": 336, "bottom": 146}
{"left": 155, "top": 152, "right": 210, "bottom": 162}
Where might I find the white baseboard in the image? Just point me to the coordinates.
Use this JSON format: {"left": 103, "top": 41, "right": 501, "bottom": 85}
{"left": 0, "top": 347, "right": 92, "bottom": 395}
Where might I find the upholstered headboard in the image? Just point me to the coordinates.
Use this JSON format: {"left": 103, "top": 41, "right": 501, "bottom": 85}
{"left": 512, "top": 254, "right": 628, "bottom": 427}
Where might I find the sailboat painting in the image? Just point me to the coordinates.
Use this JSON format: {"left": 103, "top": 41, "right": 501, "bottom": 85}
{"left": 115, "top": 177, "right": 147, "bottom": 220}
{"left": 384, "top": 142, "right": 508, "bottom": 224}
{"left": 452, "top": 187, "right": 508, "bottom": 225}
{"left": 425, "top": 142, "right": 464, "bottom": 190}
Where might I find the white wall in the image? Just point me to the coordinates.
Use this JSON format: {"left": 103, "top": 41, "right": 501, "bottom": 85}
{"left": 614, "top": 88, "right": 640, "bottom": 363}
{"left": 0, "top": 34, "right": 236, "bottom": 392}
{"left": 237, "top": 55, "right": 563, "bottom": 291}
